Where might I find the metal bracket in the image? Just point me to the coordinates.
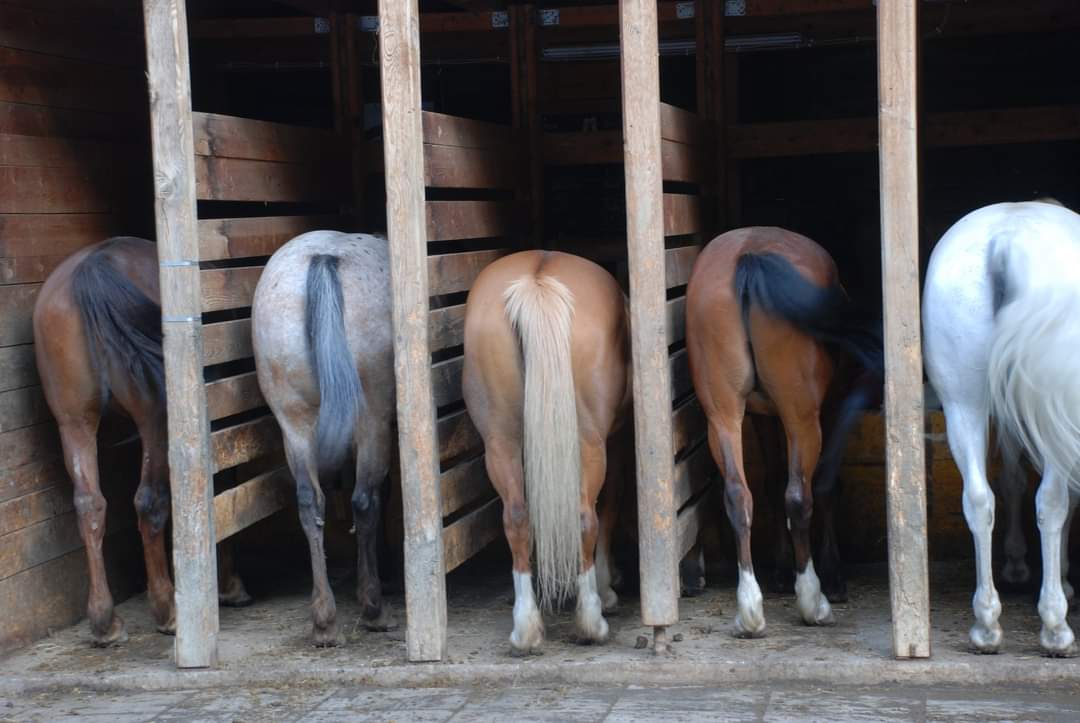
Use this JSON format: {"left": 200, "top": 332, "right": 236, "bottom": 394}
{"left": 725, "top": 0, "right": 747, "bottom": 17}
{"left": 159, "top": 260, "right": 198, "bottom": 268}
{"left": 676, "top": 2, "right": 695, "bottom": 20}
{"left": 491, "top": 11, "right": 509, "bottom": 28}
{"left": 539, "top": 9, "right": 560, "bottom": 26}
{"left": 313, "top": 17, "right": 331, "bottom": 34}
{"left": 358, "top": 15, "right": 379, "bottom": 33}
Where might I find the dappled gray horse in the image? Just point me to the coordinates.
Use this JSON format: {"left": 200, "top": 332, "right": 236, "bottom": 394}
{"left": 252, "top": 231, "right": 396, "bottom": 646}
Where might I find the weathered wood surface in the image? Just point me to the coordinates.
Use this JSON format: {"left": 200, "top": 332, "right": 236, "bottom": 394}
{"left": 665, "top": 244, "right": 701, "bottom": 289}
{"left": 205, "top": 372, "right": 264, "bottom": 421}
{"left": 665, "top": 296, "right": 687, "bottom": 347}
{"left": 432, "top": 356, "right": 464, "bottom": 409}
{"left": 199, "top": 215, "right": 341, "bottom": 261}
{"left": 439, "top": 456, "right": 492, "bottom": 518}
{"left": 663, "top": 194, "right": 701, "bottom": 237}
{"left": 0, "top": 46, "right": 142, "bottom": 113}
{"left": 422, "top": 111, "right": 514, "bottom": 149}
{"left": 673, "top": 441, "right": 714, "bottom": 511}
{"left": 429, "top": 304, "right": 466, "bottom": 352}
{"left": 620, "top": 0, "right": 679, "bottom": 629}
{"left": 195, "top": 156, "right": 346, "bottom": 203}
{"left": 143, "top": 0, "right": 218, "bottom": 668}
{"left": 0, "top": 345, "right": 39, "bottom": 393}
{"left": 427, "top": 201, "right": 519, "bottom": 242}
{"left": 442, "top": 496, "right": 502, "bottom": 573}
{"left": 201, "top": 319, "right": 252, "bottom": 367}
{"left": 210, "top": 415, "right": 281, "bottom": 474}
{"left": 660, "top": 102, "right": 704, "bottom": 146}
{"left": 424, "top": 145, "right": 516, "bottom": 189}
{"left": 877, "top": 0, "right": 930, "bottom": 660}
{"left": 379, "top": 0, "right": 448, "bottom": 663}
{"left": 213, "top": 467, "right": 293, "bottom": 543}
{"left": 193, "top": 112, "right": 343, "bottom": 163}
{"left": 677, "top": 489, "right": 709, "bottom": 559}
{"left": 436, "top": 408, "right": 482, "bottom": 465}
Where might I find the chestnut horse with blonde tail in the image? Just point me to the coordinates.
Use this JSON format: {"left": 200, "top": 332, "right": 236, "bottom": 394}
{"left": 463, "top": 250, "right": 629, "bottom": 654}
{"left": 686, "top": 227, "right": 882, "bottom": 638}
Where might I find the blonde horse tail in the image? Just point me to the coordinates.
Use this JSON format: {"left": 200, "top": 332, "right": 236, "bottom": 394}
{"left": 503, "top": 274, "right": 581, "bottom": 611}
{"left": 987, "top": 238, "right": 1080, "bottom": 491}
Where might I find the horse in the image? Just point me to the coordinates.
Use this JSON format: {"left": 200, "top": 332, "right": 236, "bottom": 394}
{"left": 685, "top": 227, "right": 883, "bottom": 637}
{"left": 923, "top": 199, "right": 1080, "bottom": 656}
{"left": 33, "top": 236, "right": 251, "bottom": 648}
{"left": 462, "top": 250, "right": 629, "bottom": 654}
{"left": 251, "top": 230, "right": 396, "bottom": 646}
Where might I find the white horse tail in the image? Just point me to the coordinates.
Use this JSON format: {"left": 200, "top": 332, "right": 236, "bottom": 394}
{"left": 503, "top": 274, "right": 581, "bottom": 611}
{"left": 987, "top": 239, "right": 1080, "bottom": 489}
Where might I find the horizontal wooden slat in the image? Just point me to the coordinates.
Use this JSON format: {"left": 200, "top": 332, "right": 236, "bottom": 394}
{"left": 192, "top": 17, "right": 329, "bottom": 39}
{"left": 0, "top": 386, "right": 49, "bottom": 434}
{"left": 422, "top": 111, "right": 514, "bottom": 150}
{"left": 427, "top": 200, "right": 518, "bottom": 242}
{"left": 665, "top": 244, "right": 700, "bottom": 289}
{"left": 672, "top": 397, "right": 705, "bottom": 459}
{"left": 0, "top": 47, "right": 142, "bottom": 113}
{"left": 665, "top": 296, "right": 686, "bottom": 347}
{"left": 660, "top": 102, "right": 703, "bottom": 146}
{"left": 429, "top": 249, "right": 506, "bottom": 297}
{"left": 0, "top": 167, "right": 121, "bottom": 214}
{"left": 0, "top": 214, "right": 117, "bottom": 259}
{"left": 0, "top": 102, "right": 138, "bottom": 141}
{"left": 0, "top": 457, "right": 67, "bottom": 505}
{"left": 195, "top": 156, "right": 346, "bottom": 203}
{"left": 670, "top": 348, "right": 692, "bottom": 402}
{"left": 0, "top": 484, "right": 71, "bottom": 536}
{"left": 674, "top": 441, "right": 714, "bottom": 511}
{"left": 213, "top": 466, "right": 293, "bottom": 543}
{"left": 677, "top": 489, "right": 709, "bottom": 558}
{"left": 199, "top": 215, "right": 342, "bottom": 261}
{"left": 662, "top": 139, "right": 703, "bottom": 184}
{"left": 0, "top": 5, "right": 141, "bottom": 66}
{"left": 443, "top": 496, "right": 502, "bottom": 573}
{"left": 0, "top": 345, "right": 39, "bottom": 393}
{"left": 0, "top": 133, "right": 126, "bottom": 168}
{"left": 202, "top": 319, "right": 253, "bottom": 366}
{"left": 200, "top": 266, "right": 261, "bottom": 313}
{"left": 663, "top": 193, "right": 701, "bottom": 237}
{"left": 543, "top": 130, "right": 621, "bottom": 166}
{"left": 430, "top": 304, "right": 465, "bottom": 352}
{"left": 193, "top": 113, "right": 343, "bottom": 163}
{"left": 440, "top": 456, "right": 492, "bottom": 519}
{"left": 205, "top": 372, "right": 264, "bottom": 421}
{"left": 211, "top": 415, "right": 281, "bottom": 474}
{"left": 437, "top": 408, "right": 482, "bottom": 466}
{"left": 433, "top": 356, "right": 464, "bottom": 409}
{"left": 1, "top": 255, "right": 72, "bottom": 285}
{"left": 0, "top": 283, "right": 39, "bottom": 346}
{"left": 424, "top": 144, "right": 515, "bottom": 189}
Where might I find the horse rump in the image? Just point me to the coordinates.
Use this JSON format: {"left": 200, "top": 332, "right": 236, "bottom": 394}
{"left": 70, "top": 240, "right": 164, "bottom": 403}
{"left": 305, "top": 254, "right": 365, "bottom": 480}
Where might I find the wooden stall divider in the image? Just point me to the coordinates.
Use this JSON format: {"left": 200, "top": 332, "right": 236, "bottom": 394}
{"left": 142, "top": 0, "right": 218, "bottom": 669}
{"left": 877, "top": 0, "right": 931, "bottom": 659}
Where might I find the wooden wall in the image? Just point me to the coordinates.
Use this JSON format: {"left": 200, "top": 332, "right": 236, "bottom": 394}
{"left": 0, "top": 0, "right": 150, "bottom": 653}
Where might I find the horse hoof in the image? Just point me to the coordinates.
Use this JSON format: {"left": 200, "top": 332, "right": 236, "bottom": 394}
{"left": 363, "top": 609, "right": 399, "bottom": 632}
{"left": 1041, "top": 627, "right": 1077, "bottom": 657}
{"left": 312, "top": 624, "right": 344, "bottom": 648}
{"left": 732, "top": 615, "right": 766, "bottom": 640}
{"left": 600, "top": 589, "right": 619, "bottom": 615}
{"left": 219, "top": 589, "right": 254, "bottom": 608}
{"left": 969, "top": 622, "right": 1003, "bottom": 654}
{"left": 157, "top": 617, "right": 177, "bottom": 636}
{"left": 574, "top": 615, "right": 609, "bottom": 646}
{"left": 508, "top": 645, "right": 543, "bottom": 658}
{"left": 822, "top": 579, "right": 848, "bottom": 604}
{"left": 91, "top": 616, "right": 128, "bottom": 648}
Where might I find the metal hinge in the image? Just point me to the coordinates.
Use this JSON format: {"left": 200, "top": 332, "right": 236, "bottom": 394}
{"left": 357, "top": 15, "right": 379, "bottom": 33}
{"left": 491, "top": 11, "right": 509, "bottom": 28}
{"left": 725, "top": 0, "right": 746, "bottom": 17}
{"left": 539, "top": 9, "right": 560, "bottom": 26}
{"left": 676, "top": 2, "right": 695, "bottom": 20}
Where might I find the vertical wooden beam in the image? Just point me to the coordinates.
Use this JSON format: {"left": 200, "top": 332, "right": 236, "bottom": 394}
{"left": 619, "top": 0, "right": 679, "bottom": 648}
{"left": 877, "top": 0, "right": 930, "bottom": 659}
{"left": 512, "top": 4, "right": 542, "bottom": 247}
{"left": 698, "top": 0, "right": 725, "bottom": 237}
{"left": 723, "top": 54, "right": 740, "bottom": 229}
{"left": 378, "top": 0, "right": 448, "bottom": 662}
{"left": 142, "top": 0, "right": 218, "bottom": 668}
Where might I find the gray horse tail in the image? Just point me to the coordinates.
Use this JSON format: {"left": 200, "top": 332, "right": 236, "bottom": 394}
{"left": 305, "top": 254, "right": 364, "bottom": 478}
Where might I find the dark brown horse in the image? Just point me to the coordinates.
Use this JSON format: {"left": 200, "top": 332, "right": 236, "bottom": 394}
{"left": 685, "top": 227, "right": 881, "bottom": 637}
{"left": 463, "top": 250, "right": 629, "bottom": 654}
{"left": 33, "top": 236, "right": 250, "bottom": 647}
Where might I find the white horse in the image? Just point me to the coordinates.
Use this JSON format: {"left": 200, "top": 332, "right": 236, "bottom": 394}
{"left": 924, "top": 199, "right": 1080, "bottom": 656}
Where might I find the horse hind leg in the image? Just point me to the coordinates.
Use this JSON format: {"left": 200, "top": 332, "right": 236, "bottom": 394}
{"left": 753, "top": 415, "right": 793, "bottom": 596}
{"left": 57, "top": 417, "right": 127, "bottom": 646}
{"left": 574, "top": 438, "right": 609, "bottom": 645}
{"left": 1034, "top": 465, "right": 1077, "bottom": 656}
{"left": 131, "top": 416, "right": 175, "bottom": 635}
{"left": 997, "top": 437, "right": 1032, "bottom": 590}
{"left": 217, "top": 541, "right": 253, "bottom": 607}
{"left": 352, "top": 426, "right": 396, "bottom": 632}
{"left": 595, "top": 437, "right": 626, "bottom": 613}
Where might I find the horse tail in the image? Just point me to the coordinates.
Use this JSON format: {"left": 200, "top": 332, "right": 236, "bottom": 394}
{"left": 306, "top": 254, "right": 364, "bottom": 479}
{"left": 987, "top": 238, "right": 1080, "bottom": 489}
{"left": 503, "top": 274, "right": 581, "bottom": 611}
{"left": 735, "top": 252, "right": 883, "bottom": 494}
{"left": 70, "top": 243, "right": 164, "bottom": 404}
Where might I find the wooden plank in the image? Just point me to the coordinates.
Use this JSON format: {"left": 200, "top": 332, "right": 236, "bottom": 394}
{"left": 665, "top": 245, "right": 700, "bottom": 289}
{"left": 0, "top": 283, "right": 39, "bottom": 346}
{"left": 200, "top": 266, "right": 261, "bottom": 313}
{"left": 0, "top": 423, "right": 59, "bottom": 473}
{"left": 210, "top": 415, "right": 281, "bottom": 474}
{"left": 877, "top": 0, "right": 929, "bottom": 660}
{"left": 0, "top": 385, "right": 50, "bottom": 434}
{"left": 195, "top": 156, "right": 346, "bottom": 203}
{"left": 0, "top": 47, "right": 142, "bottom": 113}
{"left": 192, "top": 112, "right": 343, "bottom": 163}
{"left": 0, "top": 344, "right": 39, "bottom": 393}
{"left": 0, "top": 133, "right": 126, "bottom": 168}
{"left": 426, "top": 200, "right": 518, "bottom": 242}
{"left": 198, "top": 215, "right": 341, "bottom": 261}
{"left": 673, "top": 441, "right": 713, "bottom": 511}
{"left": 0, "top": 5, "right": 142, "bottom": 66}
{"left": 430, "top": 304, "right": 465, "bottom": 353}
{"left": 213, "top": 467, "right": 293, "bottom": 543}
{"left": 0, "top": 483, "right": 71, "bottom": 536}
{"left": 660, "top": 102, "right": 703, "bottom": 146}
{"left": 543, "top": 130, "right": 622, "bottom": 167}
{"left": 440, "top": 456, "right": 491, "bottom": 518}
{"left": 669, "top": 348, "right": 692, "bottom": 402}
{"left": 671, "top": 397, "right": 705, "bottom": 458}
{"left": 665, "top": 296, "right": 686, "bottom": 347}
{"left": 422, "top": 111, "right": 514, "bottom": 149}
{"left": 0, "top": 167, "right": 121, "bottom": 214}
{"left": 428, "top": 249, "right": 506, "bottom": 297}
{"left": 432, "top": 356, "right": 463, "bottom": 409}
{"left": 1, "top": 255, "right": 72, "bottom": 285}
{"left": 442, "top": 496, "right": 502, "bottom": 573}
{"left": 0, "top": 102, "right": 138, "bottom": 141}
{"left": 192, "top": 17, "right": 330, "bottom": 39}
{"left": 0, "top": 213, "right": 116, "bottom": 259}
{"left": 663, "top": 194, "right": 701, "bottom": 238}
{"left": 677, "top": 489, "right": 709, "bottom": 559}
{"left": 0, "top": 457, "right": 67, "bottom": 505}
{"left": 729, "top": 117, "right": 877, "bottom": 158}
{"left": 424, "top": 144, "right": 516, "bottom": 189}
{"left": 143, "top": 0, "right": 218, "bottom": 668}
{"left": 205, "top": 372, "right": 263, "bottom": 421}
{"left": 661, "top": 139, "right": 703, "bottom": 184}
{"left": 437, "top": 408, "right": 482, "bottom": 466}
{"left": 202, "top": 319, "right": 253, "bottom": 367}
{"left": 620, "top": 0, "right": 679, "bottom": 629}
{"left": 379, "top": 0, "right": 447, "bottom": 663}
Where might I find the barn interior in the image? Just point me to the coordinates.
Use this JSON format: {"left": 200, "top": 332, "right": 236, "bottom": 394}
{"left": 3, "top": 0, "right": 1080, "bottom": 665}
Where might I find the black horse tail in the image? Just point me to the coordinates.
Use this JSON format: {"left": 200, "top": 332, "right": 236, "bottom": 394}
{"left": 734, "top": 252, "right": 883, "bottom": 494}
{"left": 305, "top": 254, "right": 364, "bottom": 479}
{"left": 71, "top": 242, "right": 165, "bottom": 405}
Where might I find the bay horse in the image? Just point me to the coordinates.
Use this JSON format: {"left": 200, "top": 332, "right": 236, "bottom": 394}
{"left": 33, "top": 236, "right": 251, "bottom": 647}
{"left": 923, "top": 199, "right": 1080, "bottom": 656}
{"left": 251, "top": 230, "right": 396, "bottom": 646}
{"left": 685, "top": 227, "right": 882, "bottom": 637}
{"left": 463, "top": 250, "right": 629, "bottom": 654}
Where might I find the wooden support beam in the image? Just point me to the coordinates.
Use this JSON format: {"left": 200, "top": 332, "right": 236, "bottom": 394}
{"left": 620, "top": 0, "right": 679, "bottom": 633}
{"left": 877, "top": 0, "right": 930, "bottom": 660}
{"left": 379, "top": 0, "right": 448, "bottom": 663}
{"left": 142, "top": 0, "right": 218, "bottom": 669}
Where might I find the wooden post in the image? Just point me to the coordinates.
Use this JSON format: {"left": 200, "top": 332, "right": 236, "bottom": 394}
{"left": 142, "top": 0, "right": 219, "bottom": 668}
{"left": 619, "top": 0, "right": 679, "bottom": 647}
{"left": 378, "top": 0, "right": 448, "bottom": 662}
{"left": 698, "top": 0, "right": 725, "bottom": 237}
{"left": 511, "top": 4, "right": 542, "bottom": 247}
{"left": 877, "top": 0, "right": 931, "bottom": 659}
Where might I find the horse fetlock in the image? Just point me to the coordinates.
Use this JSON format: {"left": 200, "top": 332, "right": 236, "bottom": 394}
{"left": 1040, "top": 622, "right": 1078, "bottom": 657}
{"left": 363, "top": 605, "right": 398, "bottom": 632}
{"left": 312, "top": 620, "right": 344, "bottom": 648}
{"left": 574, "top": 595, "right": 608, "bottom": 644}
{"left": 219, "top": 574, "right": 254, "bottom": 607}
{"left": 90, "top": 613, "right": 128, "bottom": 648}
{"left": 795, "top": 562, "right": 835, "bottom": 626}
{"left": 510, "top": 608, "right": 544, "bottom": 652}
{"left": 734, "top": 568, "right": 766, "bottom": 638}
{"left": 599, "top": 585, "right": 619, "bottom": 614}
{"left": 969, "top": 620, "right": 1003, "bottom": 653}
{"left": 149, "top": 587, "right": 176, "bottom": 634}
